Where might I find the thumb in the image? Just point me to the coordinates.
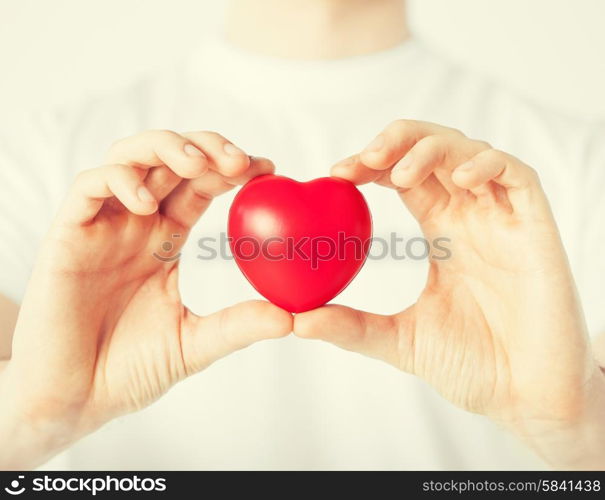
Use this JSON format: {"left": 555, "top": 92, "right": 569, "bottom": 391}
{"left": 294, "top": 304, "right": 413, "bottom": 372}
{"left": 182, "top": 300, "right": 293, "bottom": 374}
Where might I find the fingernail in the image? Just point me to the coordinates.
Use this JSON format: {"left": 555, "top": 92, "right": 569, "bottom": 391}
{"left": 363, "top": 134, "right": 384, "bottom": 153}
{"left": 184, "top": 144, "right": 205, "bottom": 157}
{"left": 137, "top": 186, "right": 155, "bottom": 203}
{"left": 394, "top": 153, "right": 413, "bottom": 172}
{"left": 457, "top": 160, "right": 475, "bottom": 171}
{"left": 224, "top": 143, "right": 246, "bottom": 156}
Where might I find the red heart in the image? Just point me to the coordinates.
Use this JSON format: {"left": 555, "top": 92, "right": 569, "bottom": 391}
{"left": 228, "top": 174, "right": 372, "bottom": 313}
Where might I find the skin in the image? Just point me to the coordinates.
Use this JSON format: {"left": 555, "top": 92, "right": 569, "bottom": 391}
{"left": 0, "top": 131, "right": 293, "bottom": 469}
{"left": 226, "top": 0, "right": 409, "bottom": 59}
{"left": 295, "top": 120, "right": 605, "bottom": 469}
{"left": 0, "top": 295, "right": 17, "bottom": 359}
{"left": 1, "top": 0, "right": 604, "bottom": 470}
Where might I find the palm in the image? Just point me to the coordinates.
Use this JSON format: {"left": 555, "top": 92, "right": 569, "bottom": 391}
{"left": 297, "top": 121, "right": 594, "bottom": 427}
{"left": 7, "top": 131, "right": 291, "bottom": 437}
{"left": 63, "top": 210, "right": 187, "bottom": 415}
{"left": 13, "top": 202, "right": 189, "bottom": 428}
{"left": 406, "top": 199, "right": 584, "bottom": 417}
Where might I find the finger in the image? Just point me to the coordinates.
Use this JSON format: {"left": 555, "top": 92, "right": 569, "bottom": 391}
{"left": 398, "top": 173, "right": 450, "bottom": 222}
{"left": 143, "top": 165, "right": 182, "bottom": 201}
{"left": 331, "top": 150, "right": 450, "bottom": 222}
{"left": 58, "top": 164, "right": 157, "bottom": 225}
{"left": 183, "top": 131, "right": 251, "bottom": 177}
{"left": 294, "top": 305, "right": 411, "bottom": 371}
{"left": 468, "top": 182, "right": 500, "bottom": 209}
{"left": 452, "top": 149, "right": 545, "bottom": 212}
{"left": 161, "top": 156, "right": 275, "bottom": 228}
{"left": 330, "top": 155, "right": 390, "bottom": 186}
{"left": 182, "top": 300, "right": 293, "bottom": 374}
{"left": 359, "top": 119, "right": 460, "bottom": 171}
{"left": 224, "top": 156, "right": 275, "bottom": 185}
{"left": 390, "top": 134, "right": 491, "bottom": 195}
{"left": 106, "top": 130, "right": 209, "bottom": 178}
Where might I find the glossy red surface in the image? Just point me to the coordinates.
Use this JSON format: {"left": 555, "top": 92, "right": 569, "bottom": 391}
{"left": 228, "top": 174, "right": 372, "bottom": 313}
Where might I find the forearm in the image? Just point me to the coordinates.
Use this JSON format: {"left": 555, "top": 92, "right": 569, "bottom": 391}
{"left": 0, "top": 368, "right": 76, "bottom": 470}
{"left": 512, "top": 362, "right": 605, "bottom": 470}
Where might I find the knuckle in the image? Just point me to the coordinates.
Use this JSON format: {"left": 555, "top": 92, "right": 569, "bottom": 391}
{"left": 74, "top": 168, "right": 94, "bottom": 184}
{"left": 444, "top": 126, "right": 465, "bottom": 137}
{"left": 473, "top": 139, "right": 492, "bottom": 150}
{"left": 186, "top": 130, "right": 224, "bottom": 142}
{"left": 479, "top": 148, "right": 505, "bottom": 162}
{"left": 102, "top": 163, "right": 129, "bottom": 176}
{"left": 524, "top": 164, "right": 540, "bottom": 183}
{"left": 479, "top": 149, "right": 540, "bottom": 184}
{"left": 387, "top": 119, "right": 417, "bottom": 136}
{"left": 73, "top": 165, "right": 124, "bottom": 191}
{"left": 146, "top": 128, "right": 180, "bottom": 139}
{"left": 416, "top": 134, "right": 448, "bottom": 161}
{"left": 418, "top": 134, "right": 445, "bottom": 149}
{"left": 98, "top": 164, "right": 139, "bottom": 187}
{"left": 144, "top": 129, "right": 183, "bottom": 146}
{"left": 108, "top": 135, "right": 127, "bottom": 152}
{"left": 107, "top": 129, "right": 180, "bottom": 153}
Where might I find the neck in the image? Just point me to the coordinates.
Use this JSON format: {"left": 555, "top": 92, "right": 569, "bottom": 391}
{"left": 225, "top": 0, "right": 409, "bottom": 60}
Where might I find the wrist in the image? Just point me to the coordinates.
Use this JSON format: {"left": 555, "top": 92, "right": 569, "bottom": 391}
{"left": 506, "top": 363, "right": 605, "bottom": 470}
{"left": 0, "top": 411, "right": 70, "bottom": 470}
{"left": 0, "top": 365, "right": 84, "bottom": 470}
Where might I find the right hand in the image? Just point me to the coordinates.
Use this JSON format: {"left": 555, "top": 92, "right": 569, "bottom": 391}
{"left": 0, "top": 130, "right": 292, "bottom": 469}
{"left": 294, "top": 120, "right": 605, "bottom": 469}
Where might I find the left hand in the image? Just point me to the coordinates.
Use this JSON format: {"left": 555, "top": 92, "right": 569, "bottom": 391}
{"left": 294, "top": 120, "right": 605, "bottom": 469}
{"left": 0, "top": 130, "right": 292, "bottom": 469}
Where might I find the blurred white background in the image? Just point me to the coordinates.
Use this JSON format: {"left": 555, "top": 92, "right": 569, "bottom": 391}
{"left": 0, "top": 0, "right": 604, "bottom": 119}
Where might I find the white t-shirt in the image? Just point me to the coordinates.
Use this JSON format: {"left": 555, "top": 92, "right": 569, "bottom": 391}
{"left": 1, "top": 36, "right": 604, "bottom": 470}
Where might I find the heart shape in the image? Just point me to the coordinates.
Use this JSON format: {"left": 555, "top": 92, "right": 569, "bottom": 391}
{"left": 228, "top": 174, "right": 372, "bottom": 313}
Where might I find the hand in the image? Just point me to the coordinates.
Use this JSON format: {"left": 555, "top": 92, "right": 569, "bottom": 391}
{"left": 0, "top": 130, "right": 292, "bottom": 469}
{"left": 294, "top": 120, "right": 605, "bottom": 469}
